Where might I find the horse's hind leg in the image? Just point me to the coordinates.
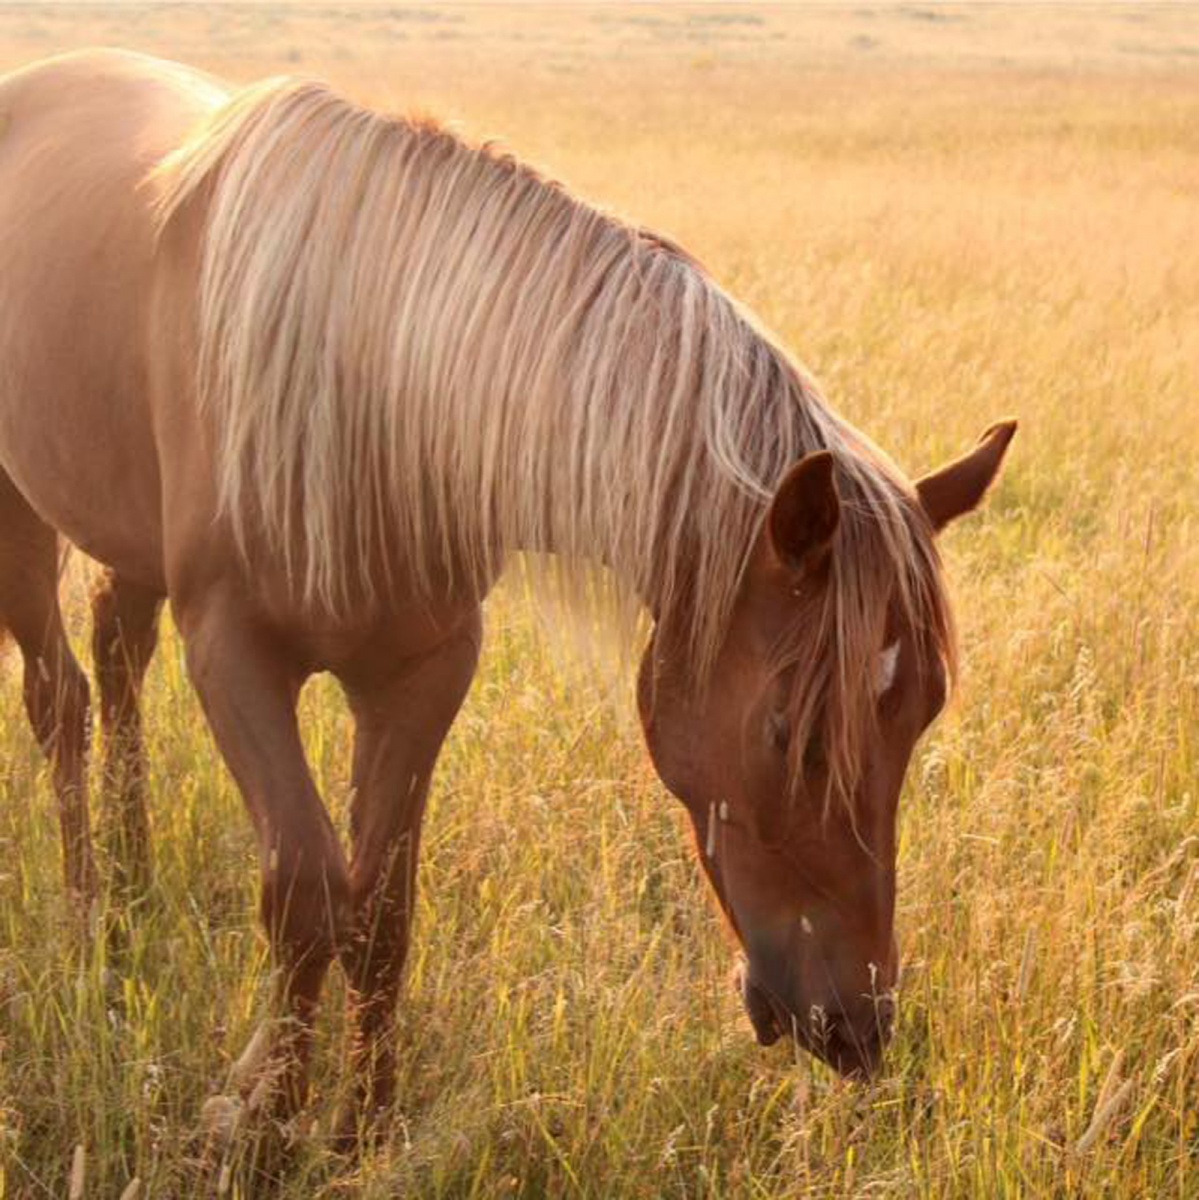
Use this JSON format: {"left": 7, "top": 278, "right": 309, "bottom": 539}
{"left": 91, "top": 569, "right": 163, "bottom": 898}
{"left": 0, "top": 470, "right": 97, "bottom": 908}
{"left": 334, "top": 613, "right": 480, "bottom": 1143}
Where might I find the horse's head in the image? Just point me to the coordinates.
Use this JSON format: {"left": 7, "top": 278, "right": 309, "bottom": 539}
{"left": 637, "top": 421, "right": 1015, "bottom": 1077}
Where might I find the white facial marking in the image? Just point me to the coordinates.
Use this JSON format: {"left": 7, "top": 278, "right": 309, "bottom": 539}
{"left": 875, "top": 641, "right": 900, "bottom": 696}
{"left": 706, "top": 801, "right": 717, "bottom": 859}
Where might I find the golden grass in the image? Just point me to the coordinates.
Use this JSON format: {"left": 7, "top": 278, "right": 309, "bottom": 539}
{"left": 1, "top": 4, "right": 1197, "bottom": 1196}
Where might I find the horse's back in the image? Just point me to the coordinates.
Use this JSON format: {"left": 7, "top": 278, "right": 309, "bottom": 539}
{"left": 0, "top": 50, "right": 228, "bottom": 582}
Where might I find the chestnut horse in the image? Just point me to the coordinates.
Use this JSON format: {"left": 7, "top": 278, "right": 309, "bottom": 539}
{"left": 0, "top": 50, "right": 1014, "bottom": 1137}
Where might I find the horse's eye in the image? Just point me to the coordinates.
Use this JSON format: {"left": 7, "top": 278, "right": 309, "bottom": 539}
{"left": 767, "top": 709, "right": 790, "bottom": 753}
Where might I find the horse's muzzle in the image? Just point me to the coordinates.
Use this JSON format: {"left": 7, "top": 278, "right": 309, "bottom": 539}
{"left": 735, "top": 959, "right": 895, "bottom": 1079}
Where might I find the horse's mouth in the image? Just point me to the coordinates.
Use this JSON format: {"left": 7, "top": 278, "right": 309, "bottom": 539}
{"left": 736, "top": 964, "right": 883, "bottom": 1079}
{"left": 737, "top": 963, "right": 785, "bottom": 1047}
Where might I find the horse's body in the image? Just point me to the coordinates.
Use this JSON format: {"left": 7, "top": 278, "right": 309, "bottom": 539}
{"left": 1, "top": 50, "right": 488, "bottom": 1128}
{"left": 0, "top": 49, "right": 1014, "bottom": 1142}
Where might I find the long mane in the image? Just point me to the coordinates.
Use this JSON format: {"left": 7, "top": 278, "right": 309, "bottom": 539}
{"left": 153, "top": 77, "right": 955, "bottom": 801}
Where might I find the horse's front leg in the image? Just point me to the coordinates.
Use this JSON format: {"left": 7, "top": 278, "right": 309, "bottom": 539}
{"left": 177, "top": 590, "right": 351, "bottom": 1125}
{"left": 334, "top": 613, "right": 481, "bottom": 1143}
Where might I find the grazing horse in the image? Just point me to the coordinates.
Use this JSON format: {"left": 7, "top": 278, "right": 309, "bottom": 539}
{"left": 0, "top": 49, "right": 1014, "bottom": 1136}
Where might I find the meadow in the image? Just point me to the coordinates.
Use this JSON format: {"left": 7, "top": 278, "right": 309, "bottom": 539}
{"left": 0, "top": 3, "right": 1197, "bottom": 1196}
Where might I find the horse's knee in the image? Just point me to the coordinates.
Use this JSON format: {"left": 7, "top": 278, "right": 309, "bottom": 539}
{"left": 345, "top": 914, "right": 409, "bottom": 996}
{"left": 259, "top": 834, "right": 353, "bottom": 968}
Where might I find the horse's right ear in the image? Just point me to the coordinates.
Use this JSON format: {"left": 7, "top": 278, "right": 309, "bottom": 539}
{"left": 916, "top": 419, "right": 1017, "bottom": 532}
{"left": 767, "top": 451, "right": 840, "bottom": 574}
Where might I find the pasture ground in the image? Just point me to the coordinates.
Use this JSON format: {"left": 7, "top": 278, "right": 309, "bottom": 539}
{"left": 0, "top": 4, "right": 1196, "bottom": 1196}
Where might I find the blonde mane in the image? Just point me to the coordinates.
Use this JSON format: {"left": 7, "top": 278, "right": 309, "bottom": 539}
{"left": 154, "top": 77, "right": 955, "bottom": 802}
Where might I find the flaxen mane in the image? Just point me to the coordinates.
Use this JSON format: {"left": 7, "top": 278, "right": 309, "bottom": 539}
{"left": 153, "top": 78, "right": 955, "bottom": 804}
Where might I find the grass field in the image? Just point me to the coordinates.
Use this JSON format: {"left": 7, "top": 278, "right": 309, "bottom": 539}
{"left": 1, "top": 3, "right": 1197, "bottom": 1196}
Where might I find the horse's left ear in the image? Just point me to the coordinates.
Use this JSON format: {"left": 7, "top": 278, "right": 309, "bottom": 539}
{"left": 916, "top": 419, "right": 1017, "bottom": 532}
{"left": 768, "top": 450, "right": 840, "bottom": 573}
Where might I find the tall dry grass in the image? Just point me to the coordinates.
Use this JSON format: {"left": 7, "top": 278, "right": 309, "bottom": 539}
{"left": 0, "top": 5, "right": 1196, "bottom": 1196}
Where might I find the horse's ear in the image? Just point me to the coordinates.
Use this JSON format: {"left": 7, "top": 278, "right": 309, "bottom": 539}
{"left": 916, "top": 420, "right": 1017, "bottom": 532}
{"left": 768, "top": 451, "right": 840, "bottom": 574}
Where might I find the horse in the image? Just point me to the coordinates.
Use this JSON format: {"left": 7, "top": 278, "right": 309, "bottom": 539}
{"left": 0, "top": 48, "right": 1015, "bottom": 1140}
